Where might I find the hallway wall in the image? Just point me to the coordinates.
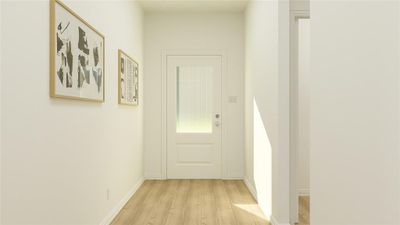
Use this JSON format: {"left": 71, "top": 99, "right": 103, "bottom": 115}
{"left": 296, "top": 18, "right": 310, "bottom": 197}
{"left": 0, "top": 1, "right": 143, "bottom": 224}
{"left": 310, "top": 1, "right": 400, "bottom": 224}
{"left": 245, "top": 1, "right": 290, "bottom": 223}
{"left": 143, "top": 12, "right": 245, "bottom": 179}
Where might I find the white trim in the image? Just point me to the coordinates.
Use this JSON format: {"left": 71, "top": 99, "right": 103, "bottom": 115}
{"left": 290, "top": 9, "right": 310, "bottom": 13}
{"left": 220, "top": 52, "right": 228, "bottom": 179}
{"left": 144, "top": 172, "right": 163, "bottom": 180}
{"left": 161, "top": 49, "right": 228, "bottom": 179}
{"left": 270, "top": 216, "right": 291, "bottom": 225}
{"left": 161, "top": 50, "right": 168, "bottom": 180}
{"left": 222, "top": 177, "right": 245, "bottom": 180}
{"left": 243, "top": 178, "right": 257, "bottom": 201}
{"left": 99, "top": 177, "right": 144, "bottom": 225}
{"left": 297, "top": 188, "right": 310, "bottom": 196}
{"left": 289, "top": 10, "right": 310, "bottom": 225}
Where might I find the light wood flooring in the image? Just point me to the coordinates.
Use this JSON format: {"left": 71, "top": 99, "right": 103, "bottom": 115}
{"left": 111, "top": 180, "right": 270, "bottom": 225}
{"left": 296, "top": 196, "right": 310, "bottom": 225}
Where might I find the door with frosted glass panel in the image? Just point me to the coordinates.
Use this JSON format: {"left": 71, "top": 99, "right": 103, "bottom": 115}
{"left": 167, "top": 56, "right": 222, "bottom": 179}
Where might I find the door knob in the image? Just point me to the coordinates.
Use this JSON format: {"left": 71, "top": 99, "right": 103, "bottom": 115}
{"left": 215, "top": 114, "right": 221, "bottom": 127}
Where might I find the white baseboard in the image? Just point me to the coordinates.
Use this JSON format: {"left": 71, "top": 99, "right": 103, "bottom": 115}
{"left": 297, "top": 188, "right": 310, "bottom": 196}
{"left": 270, "top": 216, "right": 291, "bottom": 225}
{"left": 223, "top": 177, "right": 244, "bottom": 180}
{"left": 144, "top": 172, "right": 164, "bottom": 180}
{"left": 145, "top": 176, "right": 245, "bottom": 180}
{"left": 243, "top": 177, "right": 257, "bottom": 201}
{"left": 99, "top": 177, "right": 144, "bottom": 225}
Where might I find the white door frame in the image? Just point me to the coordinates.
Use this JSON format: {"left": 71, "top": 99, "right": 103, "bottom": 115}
{"left": 161, "top": 49, "right": 227, "bottom": 179}
{"left": 289, "top": 11, "right": 310, "bottom": 225}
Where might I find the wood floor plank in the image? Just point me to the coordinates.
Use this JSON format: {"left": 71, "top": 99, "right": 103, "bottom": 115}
{"left": 298, "top": 196, "right": 310, "bottom": 225}
{"left": 131, "top": 180, "right": 175, "bottom": 225}
{"left": 223, "top": 180, "right": 256, "bottom": 225}
{"left": 198, "top": 180, "right": 218, "bottom": 225}
{"left": 212, "top": 180, "right": 238, "bottom": 225}
{"left": 235, "top": 181, "right": 270, "bottom": 225}
{"left": 137, "top": 179, "right": 180, "bottom": 225}
{"left": 224, "top": 180, "right": 269, "bottom": 225}
{"left": 112, "top": 180, "right": 164, "bottom": 225}
{"left": 164, "top": 180, "right": 191, "bottom": 225}
{"left": 182, "top": 180, "right": 202, "bottom": 225}
{"left": 111, "top": 180, "right": 152, "bottom": 225}
{"left": 111, "top": 180, "right": 279, "bottom": 225}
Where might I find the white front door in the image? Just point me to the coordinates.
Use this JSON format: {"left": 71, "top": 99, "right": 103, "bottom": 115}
{"left": 167, "top": 55, "right": 222, "bottom": 179}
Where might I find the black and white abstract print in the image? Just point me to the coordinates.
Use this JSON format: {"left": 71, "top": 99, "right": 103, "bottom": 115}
{"left": 119, "top": 51, "right": 138, "bottom": 105}
{"left": 54, "top": 1, "right": 104, "bottom": 101}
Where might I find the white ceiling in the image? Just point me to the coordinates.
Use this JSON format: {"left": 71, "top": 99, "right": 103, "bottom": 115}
{"left": 138, "top": 0, "right": 249, "bottom": 13}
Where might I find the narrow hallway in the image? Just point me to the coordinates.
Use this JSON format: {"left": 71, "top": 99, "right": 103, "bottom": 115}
{"left": 2, "top": 0, "right": 399, "bottom": 225}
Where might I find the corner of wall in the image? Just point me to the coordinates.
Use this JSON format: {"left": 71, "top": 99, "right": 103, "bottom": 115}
{"left": 99, "top": 177, "right": 144, "bottom": 225}
{"left": 144, "top": 172, "right": 164, "bottom": 180}
{"left": 243, "top": 177, "right": 257, "bottom": 200}
{"left": 270, "top": 216, "right": 291, "bottom": 225}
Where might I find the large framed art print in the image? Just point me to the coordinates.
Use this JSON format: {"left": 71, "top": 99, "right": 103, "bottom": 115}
{"left": 50, "top": 0, "right": 105, "bottom": 102}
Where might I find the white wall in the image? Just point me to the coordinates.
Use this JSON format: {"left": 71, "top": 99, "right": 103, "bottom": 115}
{"left": 0, "top": 1, "right": 143, "bottom": 224}
{"left": 245, "top": 0, "right": 290, "bottom": 223}
{"left": 290, "top": 0, "right": 309, "bottom": 12}
{"left": 289, "top": 1, "right": 309, "bottom": 222}
{"left": 143, "top": 12, "right": 245, "bottom": 179}
{"left": 0, "top": 1, "right": 2, "bottom": 223}
{"left": 310, "top": 1, "right": 400, "bottom": 224}
{"left": 296, "top": 18, "right": 310, "bottom": 196}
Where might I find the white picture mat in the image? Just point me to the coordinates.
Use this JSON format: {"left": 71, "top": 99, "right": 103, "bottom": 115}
{"left": 120, "top": 52, "right": 138, "bottom": 105}
{"left": 54, "top": 2, "right": 104, "bottom": 101}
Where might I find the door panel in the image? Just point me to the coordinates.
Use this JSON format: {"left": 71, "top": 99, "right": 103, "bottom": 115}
{"left": 167, "top": 56, "right": 222, "bottom": 179}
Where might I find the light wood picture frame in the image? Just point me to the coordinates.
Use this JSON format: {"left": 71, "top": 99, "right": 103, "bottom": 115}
{"left": 118, "top": 50, "right": 139, "bottom": 106}
{"left": 50, "top": 0, "right": 105, "bottom": 102}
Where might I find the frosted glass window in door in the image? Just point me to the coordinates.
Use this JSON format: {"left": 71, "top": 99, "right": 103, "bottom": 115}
{"left": 176, "top": 66, "right": 213, "bottom": 133}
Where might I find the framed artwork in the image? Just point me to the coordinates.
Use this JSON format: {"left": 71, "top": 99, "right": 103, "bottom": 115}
{"left": 50, "top": 0, "right": 105, "bottom": 102}
{"left": 118, "top": 50, "right": 139, "bottom": 106}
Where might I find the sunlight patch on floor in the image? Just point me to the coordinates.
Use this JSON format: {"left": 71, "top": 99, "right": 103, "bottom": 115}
{"left": 234, "top": 203, "right": 269, "bottom": 221}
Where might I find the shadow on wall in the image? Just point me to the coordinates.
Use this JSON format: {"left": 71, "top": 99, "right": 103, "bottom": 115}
{"left": 252, "top": 98, "right": 273, "bottom": 219}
